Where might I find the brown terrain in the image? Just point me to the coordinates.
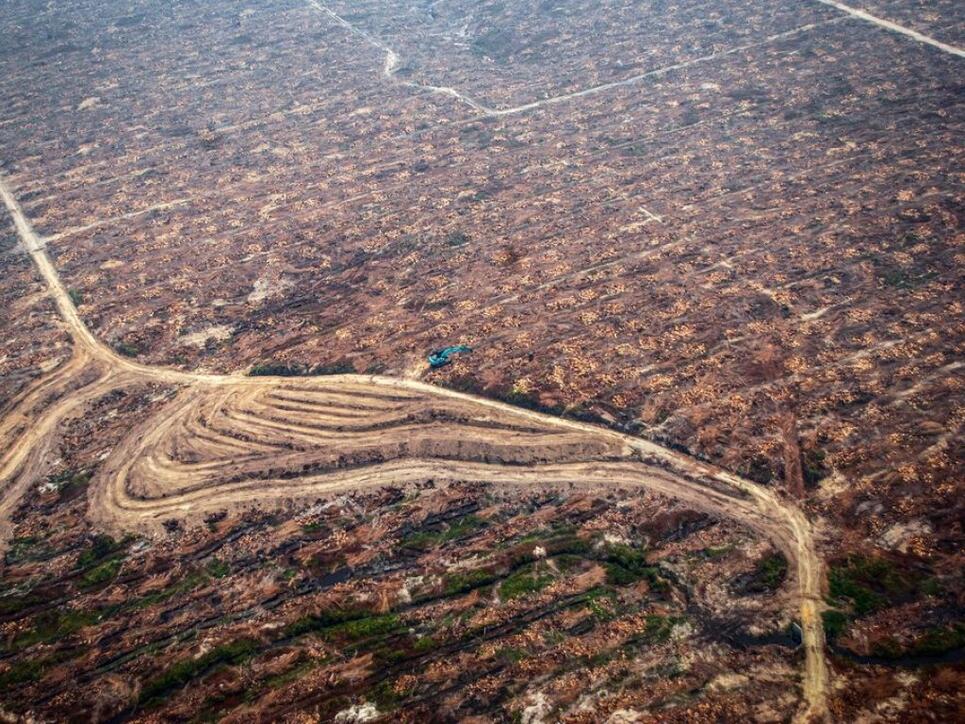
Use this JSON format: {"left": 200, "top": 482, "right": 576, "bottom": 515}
{"left": 0, "top": 0, "right": 962, "bottom": 722}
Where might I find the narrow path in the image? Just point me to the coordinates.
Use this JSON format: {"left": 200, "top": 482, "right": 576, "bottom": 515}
{"left": 304, "top": 0, "right": 963, "bottom": 123}
{"left": 814, "top": 0, "right": 965, "bottom": 57}
{"left": 483, "top": 19, "right": 841, "bottom": 118}
{"left": 0, "top": 351, "right": 115, "bottom": 547}
{"left": 305, "top": 0, "right": 842, "bottom": 119}
{"left": 306, "top": 0, "right": 491, "bottom": 114}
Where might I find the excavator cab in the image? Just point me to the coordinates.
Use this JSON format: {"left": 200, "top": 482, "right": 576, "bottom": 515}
{"left": 428, "top": 345, "right": 472, "bottom": 369}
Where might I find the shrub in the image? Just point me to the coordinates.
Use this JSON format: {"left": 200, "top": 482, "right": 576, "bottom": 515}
{"left": 602, "top": 543, "right": 662, "bottom": 587}
{"left": 828, "top": 555, "right": 916, "bottom": 616}
{"left": 822, "top": 609, "right": 849, "bottom": 641}
{"left": 139, "top": 639, "right": 259, "bottom": 705}
{"left": 80, "top": 558, "right": 122, "bottom": 589}
{"left": 446, "top": 231, "right": 470, "bottom": 247}
{"left": 443, "top": 569, "right": 498, "bottom": 596}
{"left": 115, "top": 341, "right": 140, "bottom": 357}
{"left": 248, "top": 360, "right": 356, "bottom": 377}
{"left": 401, "top": 515, "right": 484, "bottom": 550}
{"left": 741, "top": 552, "right": 788, "bottom": 593}
{"left": 206, "top": 559, "right": 230, "bottom": 579}
{"left": 77, "top": 534, "right": 120, "bottom": 568}
{"left": 802, "top": 449, "right": 829, "bottom": 487}
{"left": 499, "top": 566, "right": 553, "bottom": 601}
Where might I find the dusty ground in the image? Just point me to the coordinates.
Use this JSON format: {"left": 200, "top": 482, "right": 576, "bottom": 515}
{"left": 0, "top": 146, "right": 831, "bottom": 719}
{"left": 0, "top": 182, "right": 830, "bottom": 720}
{"left": 0, "top": 0, "right": 963, "bottom": 721}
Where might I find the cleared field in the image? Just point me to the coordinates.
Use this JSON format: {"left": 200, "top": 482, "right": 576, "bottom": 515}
{"left": 0, "top": 0, "right": 962, "bottom": 720}
{"left": 0, "top": 165, "right": 829, "bottom": 718}
{"left": 0, "top": 1, "right": 959, "bottom": 527}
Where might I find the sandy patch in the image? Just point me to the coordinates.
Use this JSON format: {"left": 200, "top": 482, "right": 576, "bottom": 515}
{"left": 247, "top": 276, "right": 291, "bottom": 304}
{"left": 179, "top": 325, "right": 234, "bottom": 348}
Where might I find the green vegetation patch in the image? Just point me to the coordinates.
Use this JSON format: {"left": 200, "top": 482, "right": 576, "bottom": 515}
{"left": 0, "top": 590, "right": 47, "bottom": 617}
{"left": 702, "top": 545, "right": 735, "bottom": 559}
{"left": 114, "top": 341, "right": 141, "bottom": 357}
{"left": 443, "top": 568, "right": 499, "bottom": 597}
{"left": 446, "top": 231, "right": 471, "bottom": 247}
{"left": 75, "top": 534, "right": 127, "bottom": 590}
{"left": 412, "top": 635, "right": 437, "bottom": 653}
{"left": 367, "top": 678, "right": 406, "bottom": 711}
{"left": 131, "top": 569, "right": 209, "bottom": 610}
{"left": 206, "top": 559, "right": 230, "bottom": 579}
{"left": 741, "top": 552, "right": 789, "bottom": 593}
{"left": 822, "top": 609, "right": 849, "bottom": 642}
{"left": 601, "top": 543, "right": 663, "bottom": 588}
{"left": 907, "top": 623, "right": 965, "bottom": 657}
{"left": 4, "top": 536, "right": 54, "bottom": 565}
{"left": 8, "top": 607, "right": 105, "bottom": 652}
{"left": 625, "top": 614, "right": 681, "bottom": 647}
{"left": 401, "top": 515, "right": 485, "bottom": 551}
{"left": 0, "top": 650, "right": 75, "bottom": 689}
{"left": 471, "top": 28, "right": 516, "bottom": 62}
{"left": 828, "top": 555, "right": 918, "bottom": 616}
{"left": 0, "top": 657, "right": 46, "bottom": 688}
{"left": 585, "top": 587, "right": 619, "bottom": 622}
{"left": 79, "top": 557, "right": 123, "bottom": 589}
{"left": 505, "top": 523, "right": 575, "bottom": 547}
{"left": 802, "top": 448, "right": 829, "bottom": 487}
{"left": 283, "top": 607, "right": 402, "bottom": 643}
{"left": 263, "top": 658, "right": 316, "bottom": 690}
{"left": 877, "top": 265, "right": 937, "bottom": 290}
{"left": 872, "top": 623, "right": 965, "bottom": 659}
{"left": 499, "top": 565, "right": 553, "bottom": 601}
{"left": 77, "top": 534, "right": 122, "bottom": 569}
{"left": 49, "top": 469, "right": 91, "bottom": 502}
{"left": 326, "top": 613, "right": 402, "bottom": 641}
{"left": 139, "top": 638, "right": 260, "bottom": 706}
{"left": 496, "top": 646, "right": 529, "bottom": 663}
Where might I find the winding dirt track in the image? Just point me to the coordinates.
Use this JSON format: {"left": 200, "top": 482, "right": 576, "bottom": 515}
{"left": 0, "top": 171, "right": 830, "bottom": 720}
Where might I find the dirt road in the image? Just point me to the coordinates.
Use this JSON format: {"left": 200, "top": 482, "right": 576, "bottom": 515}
{"left": 815, "top": 0, "right": 965, "bottom": 57}
{"left": 305, "top": 0, "right": 964, "bottom": 122}
{"left": 0, "top": 169, "right": 830, "bottom": 720}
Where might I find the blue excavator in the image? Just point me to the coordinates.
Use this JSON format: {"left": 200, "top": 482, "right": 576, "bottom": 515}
{"left": 428, "top": 345, "right": 472, "bottom": 369}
